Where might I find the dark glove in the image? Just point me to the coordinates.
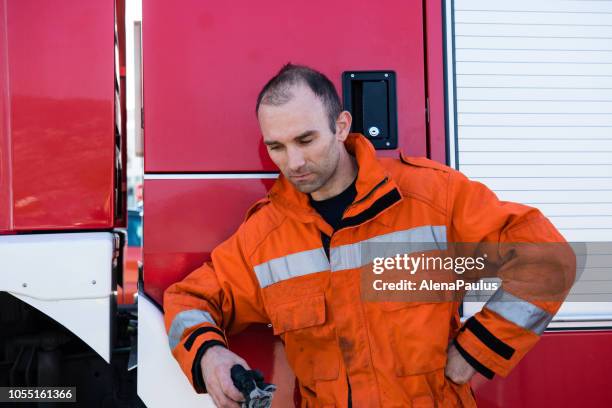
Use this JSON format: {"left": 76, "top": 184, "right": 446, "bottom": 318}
{"left": 230, "top": 364, "right": 277, "bottom": 408}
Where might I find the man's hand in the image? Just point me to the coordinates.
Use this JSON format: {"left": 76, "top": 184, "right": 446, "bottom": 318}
{"left": 200, "top": 345, "right": 249, "bottom": 408}
{"left": 445, "top": 343, "right": 476, "bottom": 384}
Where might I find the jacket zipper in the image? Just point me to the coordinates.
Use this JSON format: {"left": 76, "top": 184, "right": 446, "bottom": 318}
{"left": 347, "top": 177, "right": 388, "bottom": 210}
{"left": 321, "top": 176, "right": 390, "bottom": 262}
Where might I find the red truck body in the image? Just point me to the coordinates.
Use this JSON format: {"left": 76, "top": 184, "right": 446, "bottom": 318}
{"left": 141, "top": 1, "right": 612, "bottom": 406}
{"left": 0, "top": 0, "right": 124, "bottom": 233}
{"left": 1, "top": 0, "right": 611, "bottom": 407}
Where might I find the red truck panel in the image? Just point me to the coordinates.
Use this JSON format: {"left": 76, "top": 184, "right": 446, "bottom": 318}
{"left": 143, "top": 178, "right": 296, "bottom": 403}
{"left": 143, "top": 0, "right": 427, "bottom": 173}
{"left": 142, "top": 2, "right": 612, "bottom": 407}
{"left": 0, "top": 0, "right": 117, "bottom": 233}
{"left": 472, "top": 330, "right": 612, "bottom": 407}
{"left": 143, "top": 178, "right": 275, "bottom": 304}
{"left": 424, "top": 0, "right": 447, "bottom": 164}
{"left": 145, "top": 177, "right": 612, "bottom": 406}
{"left": 0, "top": 0, "right": 10, "bottom": 232}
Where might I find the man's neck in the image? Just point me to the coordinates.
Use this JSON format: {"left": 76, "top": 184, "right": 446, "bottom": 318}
{"left": 310, "top": 150, "right": 358, "bottom": 201}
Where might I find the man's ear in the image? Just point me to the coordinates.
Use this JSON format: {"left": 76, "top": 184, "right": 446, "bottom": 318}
{"left": 335, "top": 110, "right": 352, "bottom": 142}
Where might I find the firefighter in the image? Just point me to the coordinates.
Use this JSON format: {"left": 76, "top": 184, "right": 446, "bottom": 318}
{"left": 163, "top": 64, "right": 575, "bottom": 407}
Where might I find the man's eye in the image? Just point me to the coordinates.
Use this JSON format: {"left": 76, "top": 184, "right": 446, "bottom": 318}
{"left": 269, "top": 145, "right": 282, "bottom": 151}
{"left": 300, "top": 139, "right": 312, "bottom": 145}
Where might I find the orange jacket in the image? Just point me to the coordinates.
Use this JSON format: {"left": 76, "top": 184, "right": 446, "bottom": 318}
{"left": 163, "top": 134, "right": 574, "bottom": 407}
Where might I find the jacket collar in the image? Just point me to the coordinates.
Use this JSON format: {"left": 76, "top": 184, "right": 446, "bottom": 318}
{"left": 268, "top": 133, "right": 402, "bottom": 232}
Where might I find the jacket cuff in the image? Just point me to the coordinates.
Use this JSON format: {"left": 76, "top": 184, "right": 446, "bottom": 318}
{"left": 192, "top": 340, "right": 228, "bottom": 393}
{"left": 453, "top": 338, "right": 495, "bottom": 379}
{"left": 454, "top": 314, "right": 539, "bottom": 378}
{"left": 171, "top": 323, "right": 227, "bottom": 394}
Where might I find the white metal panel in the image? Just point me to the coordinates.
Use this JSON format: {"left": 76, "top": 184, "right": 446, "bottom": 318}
{"left": 459, "top": 164, "right": 612, "bottom": 177}
{"left": 460, "top": 139, "right": 612, "bottom": 151}
{"left": 456, "top": 24, "right": 612, "bottom": 38}
{"left": 458, "top": 100, "right": 612, "bottom": 113}
{"left": 557, "top": 229, "right": 611, "bottom": 241}
{"left": 547, "top": 217, "right": 612, "bottom": 229}
{"left": 0, "top": 232, "right": 114, "bottom": 362}
{"left": 456, "top": 36, "right": 612, "bottom": 50}
{"left": 460, "top": 126, "right": 611, "bottom": 138}
{"left": 521, "top": 202, "right": 612, "bottom": 216}
{"left": 460, "top": 151, "right": 612, "bottom": 164}
{"left": 467, "top": 177, "right": 612, "bottom": 191}
{"left": 459, "top": 114, "right": 612, "bottom": 126}
{"left": 457, "top": 0, "right": 612, "bottom": 13}
{"left": 455, "top": 10, "right": 611, "bottom": 26}
{"left": 458, "top": 48, "right": 612, "bottom": 64}
{"left": 495, "top": 190, "right": 612, "bottom": 203}
{"left": 457, "top": 75, "right": 612, "bottom": 88}
{"left": 457, "top": 62, "right": 612, "bottom": 77}
{"left": 138, "top": 294, "right": 214, "bottom": 407}
{"left": 447, "top": 0, "right": 612, "bottom": 322}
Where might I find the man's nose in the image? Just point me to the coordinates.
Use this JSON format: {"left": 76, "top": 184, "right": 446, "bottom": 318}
{"left": 287, "top": 147, "right": 306, "bottom": 172}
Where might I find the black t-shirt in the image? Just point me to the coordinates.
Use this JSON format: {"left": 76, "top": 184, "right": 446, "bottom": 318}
{"left": 309, "top": 178, "right": 358, "bottom": 232}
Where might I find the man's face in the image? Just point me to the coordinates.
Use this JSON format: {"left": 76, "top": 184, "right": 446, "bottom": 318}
{"left": 258, "top": 85, "right": 343, "bottom": 194}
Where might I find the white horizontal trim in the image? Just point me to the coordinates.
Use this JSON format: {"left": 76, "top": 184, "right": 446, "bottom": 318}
{"left": 462, "top": 318, "right": 612, "bottom": 329}
{"left": 5, "top": 290, "right": 112, "bottom": 302}
{"left": 459, "top": 114, "right": 612, "bottom": 126}
{"left": 144, "top": 173, "right": 279, "bottom": 180}
{"left": 458, "top": 126, "right": 612, "bottom": 138}
{"left": 457, "top": 74, "right": 612, "bottom": 88}
{"left": 457, "top": 49, "right": 612, "bottom": 64}
{"left": 497, "top": 191, "right": 612, "bottom": 204}
{"left": 463, "top": 301, "right": 612, "bottom": 324}
{"left": 456, "top": 1, "right": 612, "bottom": 14}
{"left": 461, "top": 151, "right": 612, "bottom": 165}
{"left": 456, "top": 23, "right": 612, "bottom": 38}
{"left": 457, "top": 62, "right": 612, "bottom": 77}
{"left": 458, "top": 100, "right": 612, "bottom": 114}
{"left": 459, "top": 164, "right": 612, "bottom": 177}
{"left": 457, "top": 36, "right": 612, "bottom": 50}
{"left": 456, "top": 10, "right": 611, "bottom": 26}
{"left": 548, "top": 320, "right": 612, "bottom": 329}
{"left": 460, "top": 139, "right": 612, "bottom": 151}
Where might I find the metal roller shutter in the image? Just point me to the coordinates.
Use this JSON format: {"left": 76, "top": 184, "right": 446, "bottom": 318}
{"left": 445, "top": 0, "right": 612, "bottom": 324}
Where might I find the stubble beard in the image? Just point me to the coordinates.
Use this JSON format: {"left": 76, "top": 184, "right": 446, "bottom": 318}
{"left": 292, "top": 172, "right": 326, "bottom": 194}
{"left": 290, "top": 139, "right": 340, "bottom": 195}
{"left": 292, "top": 159, "right": 338, "bottom": 195}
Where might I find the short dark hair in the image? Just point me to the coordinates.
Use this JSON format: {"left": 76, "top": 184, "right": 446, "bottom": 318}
{"left": 256, "top": 63, "right": 342, "bottom": 133}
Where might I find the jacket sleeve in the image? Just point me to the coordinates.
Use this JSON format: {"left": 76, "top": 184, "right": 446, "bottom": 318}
{"left": 162, "top": 222, "right": 269, "bottom": 393}
{"left": 448, "top": 171, "right": 576, "bottom": 379}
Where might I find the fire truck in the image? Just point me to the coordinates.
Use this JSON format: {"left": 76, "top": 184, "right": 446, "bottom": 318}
{"left": 1, "top": 0, "right": 611, "bottom": 407}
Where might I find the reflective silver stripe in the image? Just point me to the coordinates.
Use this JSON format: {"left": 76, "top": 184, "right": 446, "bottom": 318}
{"left": 484, "top": 288, "right": 553, "bottom": 335}
{"left": 168, "top": 309, "right": 218, "bottom": 350}
{"left": 254, "top": 247, "right": 330, "bottom": 288}
{"left": 330, "top": 225, "right": 447, "bottom": 272}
